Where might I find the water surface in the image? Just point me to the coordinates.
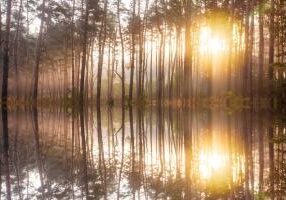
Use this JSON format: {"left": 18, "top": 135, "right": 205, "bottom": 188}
{"left": 0, "top": 107, "right": 285, "bottom": 199}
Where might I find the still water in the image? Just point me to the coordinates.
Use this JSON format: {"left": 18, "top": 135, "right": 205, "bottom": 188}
{"left": 0, "top": 107, "right": 285, "bottom": 199}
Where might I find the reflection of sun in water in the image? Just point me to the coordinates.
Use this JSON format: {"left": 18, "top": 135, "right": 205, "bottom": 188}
{"left": 195, "top": 134, "right": 244, "bottom": 186}
{"left": 199, "top": 26, "right": 227, "bottom": 55}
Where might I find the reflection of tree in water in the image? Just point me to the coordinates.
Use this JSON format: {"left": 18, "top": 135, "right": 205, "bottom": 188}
{"left": 131, "top": 109, "right": 285, "bottom": 199}
{"left": 269, "top": 115, "right": 286, "bottom": 198}
{"left": 0, "top": 110, "right": 120, "bottom": 199}
{"left": 1, "top": 108, "right": 286, "bottom": 199}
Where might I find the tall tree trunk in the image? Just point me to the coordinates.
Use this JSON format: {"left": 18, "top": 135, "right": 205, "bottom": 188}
{"left": 226, "top": 0, "right": 234, "bottom": 95}
{"left": 33, "top": 0, "right": 46, "bottom": 105}
{"left": 80, "top": 0, "right": 89, "bottom": 106}
{"left": 14, "top": 0, "right": 23, "bottom": 99}
{"left": 107, "top": 43, "right": 111, "bottom": 101}
{"left": 96, "top": 0, "right": 108, "bottom": 107}
{"left": 84, "top": 40, "right": 92, "bottom": 102}
{"left": 110, "top": 40, "right": 116, "bottom": 103}
{"left": 129, "top": 0, "right": 136, "bottom": 105}
{"left": 71, "top": 0, "right": 75, "bottom": 105}
{"left": 184, "top": 0, "right": 192, "bottom": 105}
{"left": 268, "top": 0, "right": 275, "bottom": 107}
{"left": 78, "top": 6, "right": 88, "bottom": 187}
{"left": 243, "top": 0, "right": 250, "bottom": 97}
{"left": 149, "top": 29, "right": 153, "bottom": 101}
{"left": 258, "top": 0, "right": 264, "bottom": 98}
{"left": 117, "top": 0, "right": 125, "bottom": 106}
{"left": 249, "top": 1, "right": 254, "bottom": 105}
{"left": 141, "top": 0, "right": 149, "bottom": 101}
{"left": 2, "top": 0, "right": 12, "bottom": 106}
{"left": 157, "top": 31, "right": 164, "bottom": 105}
{"left": 137, "top": 0, "right": 143, "bottom": 101}
{"left": 1, "top": 2, "right": 12, "bottom": 199}
{"left": 155, "top": 0, "right": 164, "bottom": 105}
{"left": 13, "top": 1, "right": 23, "bottom": 192}
{"left": 117, "top": 0, "right": 125, "bottom": 107}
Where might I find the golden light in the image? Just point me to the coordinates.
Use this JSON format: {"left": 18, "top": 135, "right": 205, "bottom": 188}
{"left": 198, "top": 150, "right": 228, "bottom": 180}
{"left": 195, "top": 131, "right": 244, "bottom": 185}
{"left": 199, "top": 26, "right": 227, "bottom": 55}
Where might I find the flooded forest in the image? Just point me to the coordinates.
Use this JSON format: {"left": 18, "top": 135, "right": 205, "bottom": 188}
{"left": 0, "top": 0, "right": 286, "bottom": 199}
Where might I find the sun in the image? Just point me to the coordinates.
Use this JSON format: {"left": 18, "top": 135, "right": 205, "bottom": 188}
{"left": 199, "top": 26, "right": 227, "bottom": 55}
{"left": 198, "top": 150, "right": 227, "bottom": 180}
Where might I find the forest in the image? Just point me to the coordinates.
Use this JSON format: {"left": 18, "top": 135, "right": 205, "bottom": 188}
{"left": 0, "top": 0, "right": 286, "bottom": 199}
{"left": 0, "top": 0, "right": 285, "bottom": 108}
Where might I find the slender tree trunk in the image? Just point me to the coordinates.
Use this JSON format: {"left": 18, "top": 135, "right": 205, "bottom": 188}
{"left": 117, "top": 0, "right": 125, "bottom": 106}
{"left": 141, "top": 0, "right": 149, "bottom": 101}
{"left": 158, "top": 31, "right": 164, "bottom": 105}
{"left": 33, "top": 0, "right": 46, "bottom": 105}
{"left": 249, "top": 1, "right": 254, "bottom": 105}
{"left": 258, "top": 0, "right": 264, "bottom": 98}
{"left": 78, "top": 6, "right": 87, "bottom": 181}
{"left": 14, "top": 3, "right": 23, "bottom": 189}
{"left": 63, "top": 34, "right": 69, "bottom": 103}
{"left": 96, "top": 0, "right": 108, "bottom": 107}
{"left": 110, "top": 40, "right": 116, "bottom": 103}
{"left": 227, "top": 0, "right": 234, "bottom": 94}
{"left": 168, "top": 31, "right": 172, "bottom": 102}
{"left": 243, "top": 0, "right": 250, "bottom": 98}
{"left": 155, "top": 0, "right": 164, "bottom": 105}
{"left": 90, "top": 40, "right": 95, "bottom": 106}
{"left": 137, "top": 0, "right": 143, "bottom": 101}
{"left": 2, "top": 0, "right": 12, "bottom": 106}
{"left": 80, "top": 0, "right": 89, "bottom": 106}
{"left": 149, "top": 29, "right": 153, "bottom": 101}
{"left": 84, "top": 41, "right": 92, "bottom": 102}
{"left": 14, "top": 0, "right": 23, "bottom": 101}
{"left": 129, "top": 0, "right": 136, "bottom": 105}
{"left": 268, "top": 0, "right": 275, "bottom": 107}
{"left": 1, "top": 0, "right": 12, "bottom": 198}
{"left": 71, "top": 0, "right": 75, "bottom": 104}
{"left": 107, "top": 43, "right": 111, "bottom": 101}
{"left": 184, "top": 0, "right": 192, "bottom": 105}
{"left": 170, "top": 34, "right": 177, "bottom": 103}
